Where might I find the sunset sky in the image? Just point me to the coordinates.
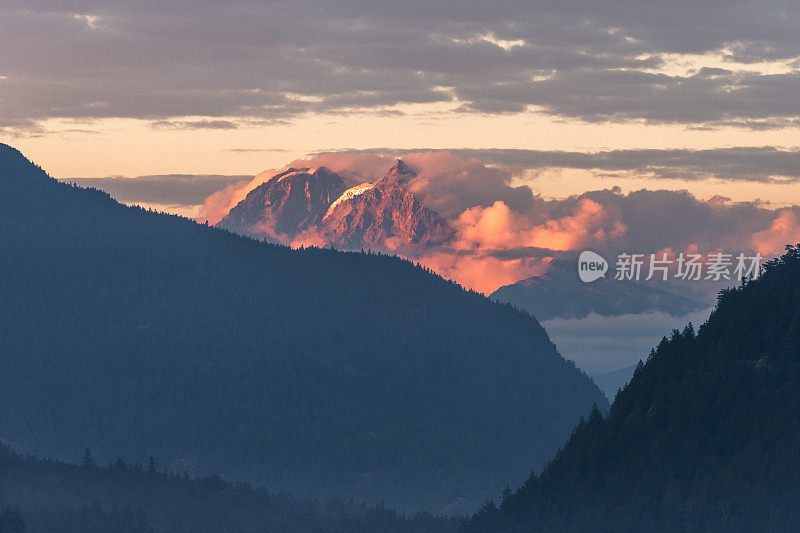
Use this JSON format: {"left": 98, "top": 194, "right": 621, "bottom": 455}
{"left": 3, "top": 2, "right": 800, "bottom": 292}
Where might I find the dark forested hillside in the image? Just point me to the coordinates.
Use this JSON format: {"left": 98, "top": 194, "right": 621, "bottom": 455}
{"left": 0, "top": 143, "right": 607, "bottom": 513}
{"left": 465, "top": 245, "right": 800, "bottom": 532}
{"left": 0, "top": 442, "right": 461, "bottom": 532}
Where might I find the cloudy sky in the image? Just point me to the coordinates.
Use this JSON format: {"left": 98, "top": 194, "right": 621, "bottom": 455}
{"left": 3, "top": 1, "right": 800, "bottom": 293}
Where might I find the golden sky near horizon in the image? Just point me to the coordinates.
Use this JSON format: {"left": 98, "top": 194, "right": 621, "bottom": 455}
{"left": 9, "top": 108, "right": 800, "bottom": 206}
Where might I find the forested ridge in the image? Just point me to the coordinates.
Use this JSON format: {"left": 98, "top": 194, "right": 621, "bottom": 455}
{"left": 465, "top": 245, "right": 800, "bottom": 532}
{"left": 0, "top": 143, "right": 606, "bottom": 513}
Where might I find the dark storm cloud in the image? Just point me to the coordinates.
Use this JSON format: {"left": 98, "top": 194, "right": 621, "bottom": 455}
{"left": 2, "top": 1, "right": 799, "bottom": 128}
{"left": 65, "top": 174, "right": 251, "bottom": 205}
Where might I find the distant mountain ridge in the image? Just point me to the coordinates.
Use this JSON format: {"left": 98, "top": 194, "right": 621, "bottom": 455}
{"left": 0, "top": 143, "right": 607, "bottom": 513}
{"left": 219, "top": 160, "right": 453, "bottom": 250}
{"left": 590, "top": 364, "right": 638, "bottom": 400}
{"left": 491, "top": 258, "right": 711, "bottom": 320}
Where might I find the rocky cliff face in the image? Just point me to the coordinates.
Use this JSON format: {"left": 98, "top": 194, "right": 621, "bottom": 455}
{"left": 218, "top": 167, "right": 347, "bottom": 238}
{"left": 319, "top": 160, "right": 453, "bottom": 249}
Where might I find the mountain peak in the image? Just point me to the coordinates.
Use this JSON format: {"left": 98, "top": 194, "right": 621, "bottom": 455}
{"left": 219, "top": 160, "right": 451, "bottom": 250}
{"left": 383, "top": 159, "right": 415, "bottom": 183}
{"left": 273, "top": 166, "right": 330, "bottom": 182}
{"left": 218, "top": 165, "right": 347, "bottom": 236}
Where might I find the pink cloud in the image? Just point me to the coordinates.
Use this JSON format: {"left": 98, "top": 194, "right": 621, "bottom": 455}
{"left": 195, "top": 168, "right": 282, "bottom": 225}
{"left": 285, "top": 153, "right": 392, "bottom": 183}
{"left": 451, "top": 198, "right": 626, "bottom": 253}
{"left": 418, "top": 252, "right": 550, "bottom": 295}
{"left": 752, "top": 210, "right": 800, "bottom": 255}
{"left": 195, "top": 179, "right": 253, "bottom": 225}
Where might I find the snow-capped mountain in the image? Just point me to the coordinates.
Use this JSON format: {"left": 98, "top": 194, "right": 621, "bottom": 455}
{"left": 320, "top": 160, "right": 453, "bottom": 249}
{"left": 218, "top": 166, "right": 347, "bottom": 238}
{"left": 218, "top": 160, "right": 453, "bottom": 250}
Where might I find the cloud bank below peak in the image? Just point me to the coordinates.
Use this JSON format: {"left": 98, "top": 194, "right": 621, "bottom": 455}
{"left": 184, "top": 149, "right": 800, "bottom": 294}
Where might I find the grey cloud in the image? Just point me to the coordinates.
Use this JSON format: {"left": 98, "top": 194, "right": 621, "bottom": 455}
{"left": 542, "top": 307, "right": 714, "bottom": 375}
{"left": 335, "top": 147, "right": 800, "bottom": 183}
{"left": 573, "top": 188, "right": 792, "bottom": 255}
{"left": 150, "top": 120, "right": 240, "bottom": 130}
{"left": 65, "top": 174, "right": 251, "bottom": 205}
{"left": 690, "top": 118, "right": 800, "bottom": 131}
{"left": 457, "top": 69, "right": 800, "bottom": 124}
{"left": 1, "top": 2, "right": 799, "bottom": 128}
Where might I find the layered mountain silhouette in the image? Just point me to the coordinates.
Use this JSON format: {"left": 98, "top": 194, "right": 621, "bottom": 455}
{"left": 218, "top": 160, "right": 453, "bottom": 250}
{"left": 0, "top": 144, "right": 606, "bottom": 513}
{"left": 491, "top": 258, "right": 711, "bottom": 320}
{"left": 467, "top": 246, "right": 800, "bottom": 531}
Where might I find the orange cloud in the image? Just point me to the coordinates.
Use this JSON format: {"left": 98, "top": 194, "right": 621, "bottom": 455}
{"left": 527, "top": 198, "right": 626, "bottom": 250}
{"left": 752, "top": 210, "right": 800, "bottom": 255}
{"left": 451, "top": 201, "right": 523, "bottom": 251}
{"left": 451, "top": 198, "right": 626, "bottom": 252}
{"left": 195, "top": 168, "right": 281, "bottom": 225}
{"left": 195, "top": 178, "right": 251, "bottom": 225}
{"left": 418, "top": 252, "right": 550, "bottom": 295}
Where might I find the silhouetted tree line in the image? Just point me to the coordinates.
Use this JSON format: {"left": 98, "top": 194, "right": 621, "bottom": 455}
{"left": 464, "top": 244, "right": 800, "bottom": 532}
